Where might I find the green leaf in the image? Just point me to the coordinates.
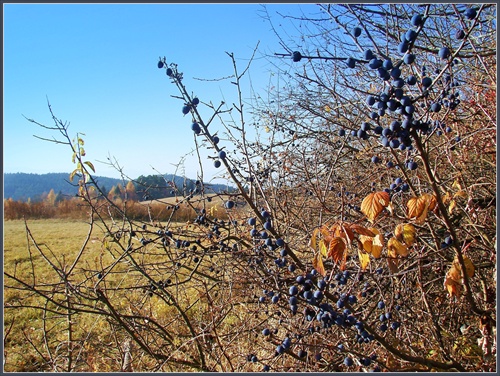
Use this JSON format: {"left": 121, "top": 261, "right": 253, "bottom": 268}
{"left": 84, "top": 161, "right": 96, "bottom": 173}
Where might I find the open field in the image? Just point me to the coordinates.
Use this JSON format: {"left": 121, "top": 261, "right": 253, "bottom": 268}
{"left": 3, "top": 215, "right": 265, "bottom": 372}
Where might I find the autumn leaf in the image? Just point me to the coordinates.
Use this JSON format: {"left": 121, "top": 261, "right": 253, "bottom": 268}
{"left": 407, "top": 194, "right": 437, "bottom": 224}
{"left": 328, "top": 237, "right": 346, "bottom": 263}
{"left": 84, "top": 161, "right": 96, "bottom": 173}
{"left": 387, "top": 258, "right": 399, "bottom": 274}
{"left": 426, "top": 193, "right": 437, "bottom": 211}
{"left": 448, "top": 199, "right": 457, "bottom": 214}
{"left": 394, "top": 223, "right": 416, "bottom": 246}
{"left": 447, "top": 264, "right": 462, "bottom": 282}
{"left": 334, "top": 223, "right": 354, "bottom": 244}
{"left": 361, "top": 191, "right": 390, "bottom": 222}
{"left": 444, "top": 276, "right": 462, "bottom": 297}
{"left": 388, "top": 237, "right": 409, "bottom": 257}
{"left": 313, "top": 252, "right": 326, "bottom": 277}
{"left": 320, "top": 225, "right": 332, "bottom": 244}
{"left": 359, "top": 234, "right": 384, "bottom": 258}
{"left": 358, "top": 249, "right": 370, "bottom": 271}
{"left": 319, "top": 239, "right": 328, "bottom": 258}
{"left": 350, "top": 224, "right": 376, "bottom": 237}
{"left": 452, "top": 256, "right": 475, "bottom": 278}
{"left": 454, "top": 190, "right": 468, "bottom": 199}
{"left": 309, "top": 228, "right": 319, "bottom": 251}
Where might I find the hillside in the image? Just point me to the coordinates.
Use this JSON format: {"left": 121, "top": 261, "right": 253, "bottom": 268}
{"left": 4, "top": 172, "right": 235, "bottom": 202}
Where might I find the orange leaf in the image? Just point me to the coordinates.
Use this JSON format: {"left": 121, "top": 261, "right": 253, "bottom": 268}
{"left": 444, "top": 276, "right": 462, "bottom": 297}
{"left": 361, "top": 191, "right": 390, "bottom": 223}
{"left": 328, "top": 237, "right": 346, "bottom": 263}
{"left": 394, "top": 223, "right": 416, "bottom": 246}
{"left": 447, "top": 265, "right": 462, "bottom": 282}
{"left": 338, "top": 224, "right": 355, "bottom": 244}
{"left": 388, "top": 237, "right": 409, "bottom": 257}
{"left": 407, "top": 194, "right": 437, "bottom": 224}
{"left": 313, "top": 252, "right": 326, "bottom": 277}
{"left": 350, "top": 224, "right": 376, "bottom": 237}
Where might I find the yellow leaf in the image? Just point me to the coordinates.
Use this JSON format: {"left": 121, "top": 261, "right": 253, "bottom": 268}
{"left": 454, "top": 190, "right": 468, "bottom": 199}
{"left": 328, "top": 237, "right": 346, "bottom": 263}
{"left": 319, "top": 239, "right": 328, "bottom": 258}
{"left": 265, "top": 126, "right": 270, "bottom": 133}
{"left": 394, "top": 223, "right": 416, "bottom": 246}
{"left": 463, "top": 256, "right": 475, "bottom": 278}
{"left": 84, "top": 161, "right": 96, "bottom": 173}
{"left": 386, "top": 201, "right": 394, "bottom": 216}
{"left": 372, "top": 234, "right": 384, "bottom": 258}
{"left": 448, "top": 199, "right": 456, "bottom": 214}
{"left": 69, "top": 169, "right": 78, "bottom": 182}
{"left": 388, "top": 237, "right": 409, "bottom": 257}
{"left": 312, "top": 252, "right": 326, "bottom": 277}
{"left": 324, "top": 105, "right": 331, "bottom": 113}
{"left": 358, "top": 249, "right": 370, "bottom": 271}
{"left": 452, "top": 179, "right": 463, "bottom": 192}
{"left": 359, "top": 234, "right": 384, "bottom": 258}
{"left": 310, "top": 228, "right": 319, "bottom": 251}
{"left": 361, "top": 191, "right": 390, "bottom": 223}
{"left": 442, "top": 192, "right": 452, "bottom": 204}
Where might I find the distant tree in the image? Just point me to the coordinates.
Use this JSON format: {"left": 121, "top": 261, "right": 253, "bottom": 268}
{"left": 46, "top": 189, "right": 57, "bottom": 206}
{"left": 125, "top": 180, "right": 137, "bottom": 201}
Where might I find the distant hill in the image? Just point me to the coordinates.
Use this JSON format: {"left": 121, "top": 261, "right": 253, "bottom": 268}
{"left": 4, "top": 172, "right": 235, "bottom": 202}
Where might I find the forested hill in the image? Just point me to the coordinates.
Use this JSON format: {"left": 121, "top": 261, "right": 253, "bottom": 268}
{"left": 4, "top": 172, "right": 234, "bottom": 202}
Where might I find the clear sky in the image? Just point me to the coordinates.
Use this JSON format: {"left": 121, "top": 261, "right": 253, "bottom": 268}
{"left": 4, "top": 3, "right": 319, "bottom": 182}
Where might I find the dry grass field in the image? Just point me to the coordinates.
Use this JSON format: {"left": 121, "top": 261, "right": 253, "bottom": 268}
{"left": 3, "top": 200, "right": 261, "bottom": 372}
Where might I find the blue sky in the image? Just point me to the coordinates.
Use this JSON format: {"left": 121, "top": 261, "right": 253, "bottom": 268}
{"left": 4, "top": 3, "right": 319, "bottom": 182}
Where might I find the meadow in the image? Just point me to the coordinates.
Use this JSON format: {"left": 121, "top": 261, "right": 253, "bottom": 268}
{"left": 3, "top": 198, "right": 264, "bottom": 372}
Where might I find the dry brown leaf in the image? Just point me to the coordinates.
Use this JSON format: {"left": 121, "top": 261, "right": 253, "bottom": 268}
{"left": 361, "top": 191, "right": 390, "bottom": 223}
{"left": 387, "top": 258, "right": 399, "bottom": 274}
{"left": 328, "top": 237, "right": 346, "bottom": 263}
